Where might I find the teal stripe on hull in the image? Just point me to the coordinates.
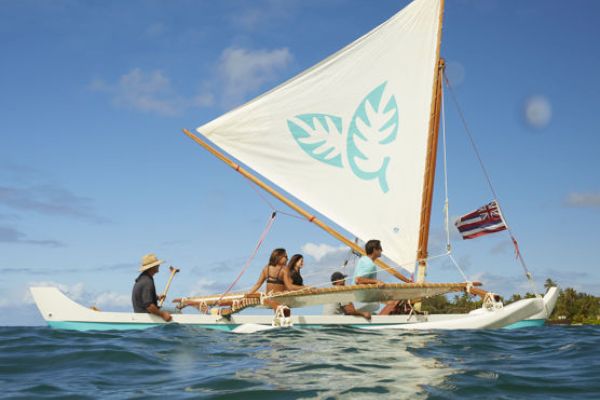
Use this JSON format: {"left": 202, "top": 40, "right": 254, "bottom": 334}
{"left": 504, "top": 319, "right": 546, "bottom": 329}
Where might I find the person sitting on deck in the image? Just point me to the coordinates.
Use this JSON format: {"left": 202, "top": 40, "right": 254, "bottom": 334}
{"left": 283, "top": 254, "right": 305, "bottom": 291}
{"left": 353, "top": 239, "right": 386, "bottom": 313}
{"left": 248, "top": 248, "right": 294, "bottom": 313}
{"left": 248, "top": 248, "right": 289, "bottom": 295}
{"left": 322, "top": 272, "right": 371, "bottom": 320}
{"left": 132, "top": 253, "right": 172, "bottom": 322}
{"left": 353, "top": 239, "right": 386, "bottom": 286}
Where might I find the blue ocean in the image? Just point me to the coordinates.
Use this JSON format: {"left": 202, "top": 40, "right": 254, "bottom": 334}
{"left": 1, "top": 325, "right": 599, "bottom": 399}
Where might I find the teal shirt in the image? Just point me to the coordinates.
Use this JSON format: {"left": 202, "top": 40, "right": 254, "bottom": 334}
{"left": 353, "top": 256, "right": 377, "bottom": 283}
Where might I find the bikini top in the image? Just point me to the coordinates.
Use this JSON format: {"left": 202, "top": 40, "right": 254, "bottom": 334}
{"left": 266, "top": 265, "right": 284, "bottom": 285}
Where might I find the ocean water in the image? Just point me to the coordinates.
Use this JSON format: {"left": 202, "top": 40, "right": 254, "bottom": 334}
{"left": 1, "top": 325, "right": 599, "bottom": 399}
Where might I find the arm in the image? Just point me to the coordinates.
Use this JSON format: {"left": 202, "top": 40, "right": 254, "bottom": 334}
{"left": 248, "top": 266, "right": 268, "bottom": 293}
{"left": 355, "top": 276, "right": 385, "bottom": 286}
{"left": 353, "top": 258, "right": 383, "bottom": 286}
{"left": 139, "top": 278, "right": 171, "bottom": 321}
{"left": 342, "top": 303, "right": 371, "bottom": 320}
{"left": 283, "top": 269, "right": 304, "bottom": 291}
{"left": 146, "top": 303, "right": 172, "bottom": 322}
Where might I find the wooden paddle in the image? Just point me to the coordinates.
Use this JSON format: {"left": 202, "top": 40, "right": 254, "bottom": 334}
{"left": 158, "top": 265, "right": 180, "bottom": 307}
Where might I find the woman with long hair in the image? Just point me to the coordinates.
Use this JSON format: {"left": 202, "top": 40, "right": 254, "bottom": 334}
{"left": 248, "top": 248, "right": 288, "bottom": 294}
{"left": 283, "top": 254, "right": 305, "bottom": 291}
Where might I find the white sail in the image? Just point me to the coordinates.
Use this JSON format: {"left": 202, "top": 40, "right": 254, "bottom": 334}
{"left": 196, "top": 0, "right": 442, "bottom": 273}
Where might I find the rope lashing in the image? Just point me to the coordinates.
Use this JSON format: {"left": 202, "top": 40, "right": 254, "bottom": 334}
{"left": 215, "top": 211, "right": 277, "bottom": 306}
{"left": 466, "top": 281, "right": 473, "bottom": 294}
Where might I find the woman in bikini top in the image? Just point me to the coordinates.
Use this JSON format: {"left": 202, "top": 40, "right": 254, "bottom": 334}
{"left": 248, "top": 248, "right": 289, "bottom": 294}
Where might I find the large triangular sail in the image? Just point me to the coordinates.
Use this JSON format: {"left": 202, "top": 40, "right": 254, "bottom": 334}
{"left": 196, "top": 0, "right": 442, "bottom": 273}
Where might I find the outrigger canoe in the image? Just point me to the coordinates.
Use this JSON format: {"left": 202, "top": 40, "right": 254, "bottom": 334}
{"left": 30, "top": 286, "right": 546, "bottom": 332}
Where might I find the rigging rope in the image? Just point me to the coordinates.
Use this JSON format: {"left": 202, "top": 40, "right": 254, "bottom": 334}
{"left": 246, "top": 179, "right": 306, "bottom": 220}
{"left": 443, "top": 73, "right": 537, "bottom": 295}
{"left": 440, "top": 84, "right": 472, "bottom": 283}
{"left": 441, "top": 84, "right": 452, "bottom": 253}
{"left": 216, "top": 211, "right": 277, "bottom": 305}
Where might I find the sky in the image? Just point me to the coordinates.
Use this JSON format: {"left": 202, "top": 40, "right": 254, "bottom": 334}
{"left": 1, "top": 0, "right": 599, "bottom": 326}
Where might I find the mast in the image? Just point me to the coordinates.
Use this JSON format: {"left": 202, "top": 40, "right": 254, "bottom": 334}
{"left": 183, "top": 128, "right": 412, "bottom": 283}
{"left": 416, "top": 0, "right": 445, "bottom": 284}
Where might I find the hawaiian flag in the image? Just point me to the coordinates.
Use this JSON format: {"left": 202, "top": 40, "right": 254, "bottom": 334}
{"left": 455, "top": 200, "right": 507, "bottom": 240}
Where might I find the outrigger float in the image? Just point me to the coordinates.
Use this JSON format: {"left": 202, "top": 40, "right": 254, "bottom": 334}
{"left": 32, "top": 0, "right": 557, "bottom": 332}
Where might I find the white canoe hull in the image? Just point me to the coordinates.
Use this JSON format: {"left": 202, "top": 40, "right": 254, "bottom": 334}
{"left": 30, "top": 286, "right": 544, "bottom": 332}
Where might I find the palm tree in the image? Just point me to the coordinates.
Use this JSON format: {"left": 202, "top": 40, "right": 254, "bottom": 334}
{"left": 562, "top": 287, "right": 578, "bottom": 319}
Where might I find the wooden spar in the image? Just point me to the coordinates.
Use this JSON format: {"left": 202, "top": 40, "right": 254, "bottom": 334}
{"left": 176, "top": 281, "right": 483, "bottom": 309}
{"left": 182, "top": 128, "right": 412, "bottom": 283}
{"left": 416, "top": 0, "right": 446, "bottom": 284}
{"left": 416, "top": 59, "right": 444, "bottom": 283}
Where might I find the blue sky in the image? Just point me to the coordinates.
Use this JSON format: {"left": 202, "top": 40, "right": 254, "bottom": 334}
{"left": 1, "top": 0, "right": 599, "bottom": 325}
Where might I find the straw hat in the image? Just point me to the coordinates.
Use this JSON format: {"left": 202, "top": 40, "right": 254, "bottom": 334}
{"left": 139, "top": 253, "right": 164, "bottom": 272}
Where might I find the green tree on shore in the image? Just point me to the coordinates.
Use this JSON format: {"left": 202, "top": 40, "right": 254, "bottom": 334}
{"left": 421, "top": 278, "right": 599, "bottom": 324}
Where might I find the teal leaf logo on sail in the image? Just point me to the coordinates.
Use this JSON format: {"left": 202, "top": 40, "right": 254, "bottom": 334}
{"left": 347, "top": 82, "right": 398, "bottom": 193}
{"left": 288, "top": 114, "right": 344, "bottom": 167}
{"left": 287, "top": 82, "right": 398, "bottom": 193}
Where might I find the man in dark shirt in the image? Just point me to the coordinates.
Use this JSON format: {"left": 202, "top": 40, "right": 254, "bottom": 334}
{"left": 132, "top": 253, "right": 172, "bottom": 322}
{"left": 322, "top": 272, "right": 371, "bottom": 320}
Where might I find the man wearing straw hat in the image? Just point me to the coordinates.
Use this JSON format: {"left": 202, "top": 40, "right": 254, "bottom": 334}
{"left": 132, "top": 253, "right": 172, "bottom": 322}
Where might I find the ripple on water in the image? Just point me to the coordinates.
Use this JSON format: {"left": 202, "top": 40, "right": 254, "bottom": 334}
{"left": 1, "top": 325, "right": 600, "bottom": 399}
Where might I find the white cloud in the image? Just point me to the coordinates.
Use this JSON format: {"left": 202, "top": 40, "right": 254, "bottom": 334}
{"left": 298, "top": 242, "right": 358, "bottom": 287}
{"left": 90, "top": 68, "right": 214, "bottom": 116}
{"left": 17, "top": 282, "right": 131, "bottom": 312}
{"left": 24, "top": 281, "right": 86, "bottom": 304}
{"left": 301, "top": 242, "right": 346, "bottom": 262}
{"left": 92, "top": 47, "right": 292, "bottom": 116}
{"left": 523, "top": 95, "right": 552, "bottom": 129}
{"left": 189, "top": 277, "right": 219, "bottom": 297}
{"left": 217, "top": 47, "right": 293, "bottom": 107}
{"left": 93, "top": 291, "right": 130, "bottom": 308}
{"left": 565, "top": 192, "right": 600, "bottom": 208}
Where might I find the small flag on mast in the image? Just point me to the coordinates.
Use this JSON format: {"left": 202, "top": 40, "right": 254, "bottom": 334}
{"left": 455, "top": 200, "right": 507, "bottom": 240}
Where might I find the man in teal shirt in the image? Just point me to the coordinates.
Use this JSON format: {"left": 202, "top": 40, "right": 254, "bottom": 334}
{"left": 353, "top": 239, "right": 386, "bottom": 285}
